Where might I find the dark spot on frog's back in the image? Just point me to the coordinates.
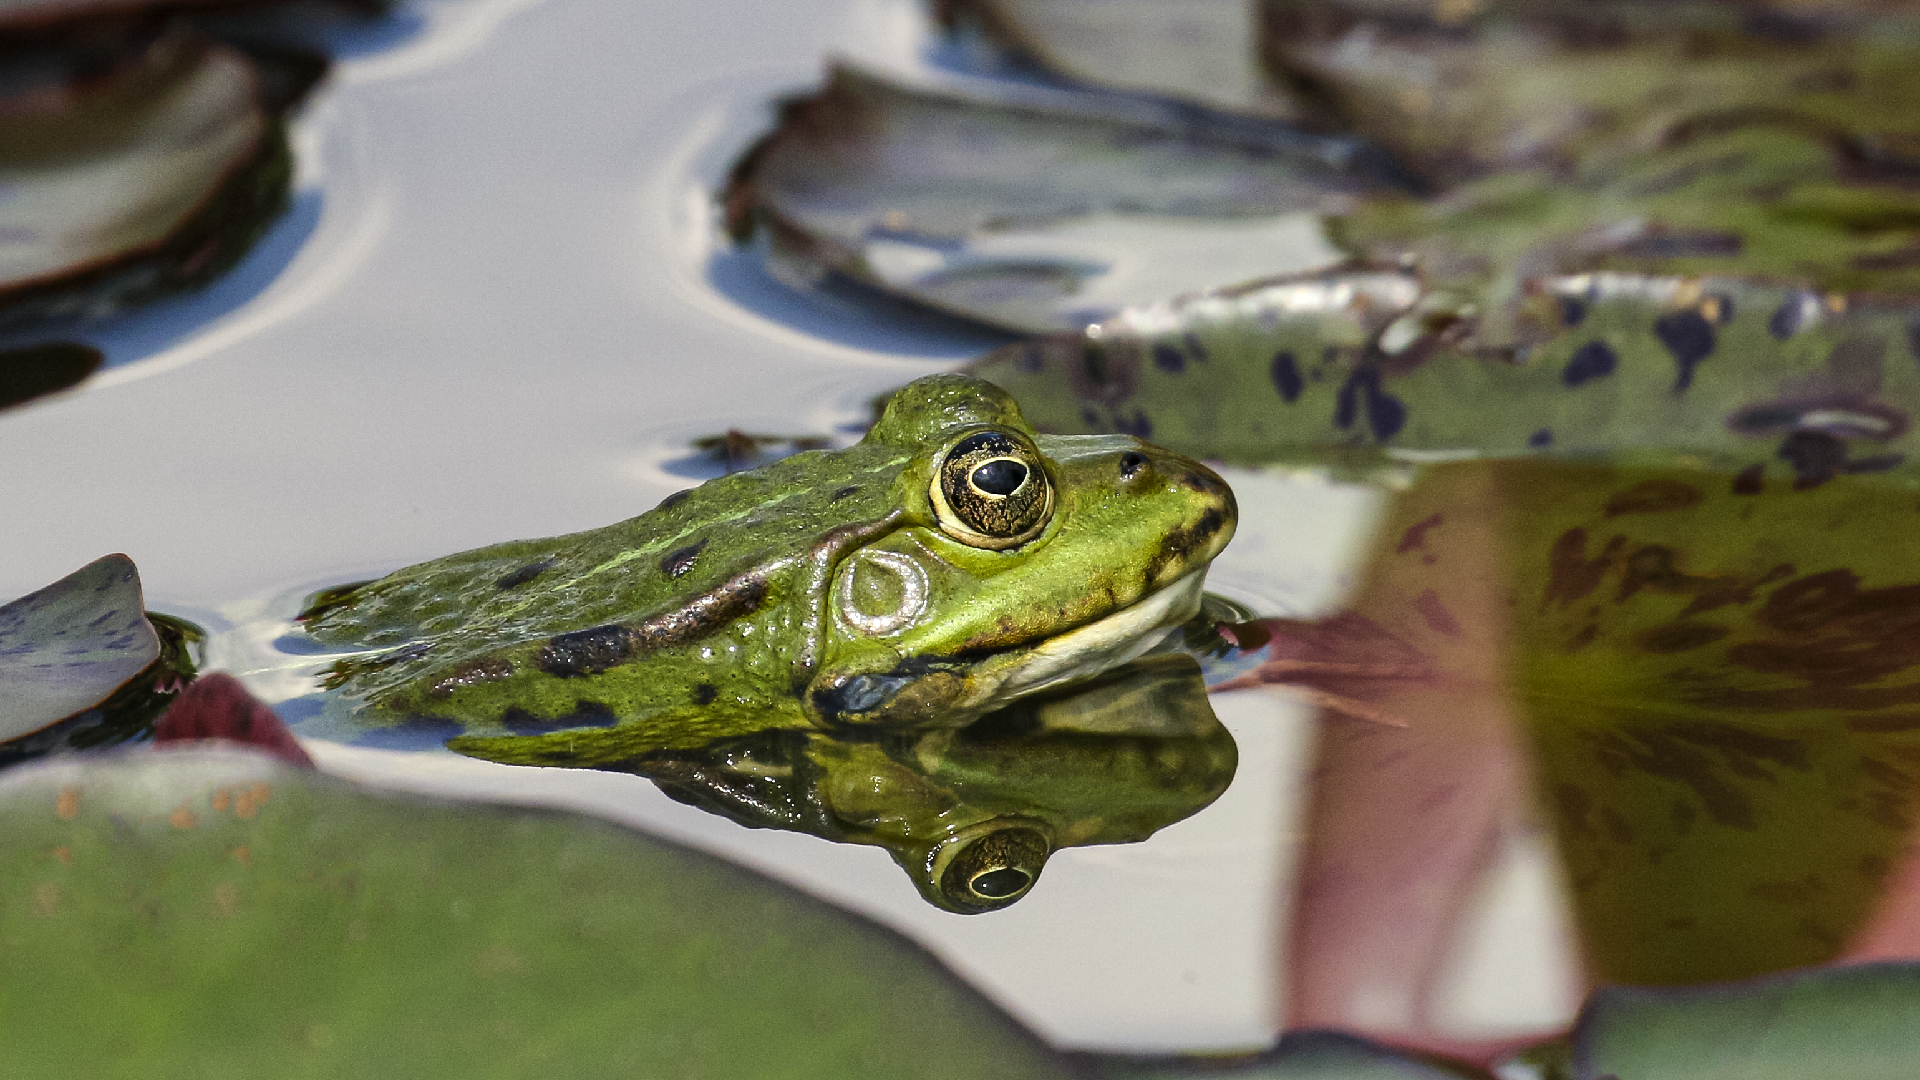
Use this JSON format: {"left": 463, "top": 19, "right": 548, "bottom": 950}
{"left": 661, "top": 539, "right": 707, "bottom": 578}
{"left": 494, "top": 558, "right": 556, "bottom": 590}
{"left": 538, "top": 624, "right": 636, "bottom": 678}
{"left": 1655, "top": 309, "right": 1716, "bottom": 390}
{"left": 536, "top": 573, "right": 769, "bottom": 677}
{"left": 831, "top": 485, "right": 860, "bottom": 501}
{"left": 656, "top": 488, "right": 694, "bottom": 512}
{"left": 692, "top": 682, "right": 717, "bottom": 705}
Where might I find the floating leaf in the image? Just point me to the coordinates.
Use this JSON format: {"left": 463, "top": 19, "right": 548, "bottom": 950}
{"left": 937, "top": 0, "right": 1302, "bottom": 121}
{"left": 1084, "top": 1030, "right": 1479, "bottom": 1079}
{"left": 0, "top": 28, "right": 291, "bottom": 327}
{"left": 726, "top": 64, "right": 1402, "bottom": 332}
{"left": 968, "top": 270, "right": 1920, "bottom": 478}
{"left": 0, "top": 749, "right": 1077, "bottom": 1078}
{"left": 0, "top": 554, "right": 160, "bottom": 744}
{"left": 1573, "top": 962, "right": 1920, "bottom": 1080}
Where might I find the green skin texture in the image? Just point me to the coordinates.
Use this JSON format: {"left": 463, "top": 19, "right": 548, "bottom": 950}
{"left": 970, "top": 1, "right": 1920, "bottom": 480}
{"left": 302, "top": 375, "right": 1237, "bottom": 768}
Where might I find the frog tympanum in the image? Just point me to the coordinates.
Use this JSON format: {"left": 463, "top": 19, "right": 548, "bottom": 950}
{"left": 301, "top": 374, "right": 1237, "bottom": 775}
{"left": 635, "top": 653, "right": 1236, "bottom": 912}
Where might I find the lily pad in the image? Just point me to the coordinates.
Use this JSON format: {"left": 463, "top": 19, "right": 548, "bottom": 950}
{"left": 967, "top": 270, "right": 1920, "bottom": 479}
{"left": 937, "top": 0, "right": 1302, "bottom": 121}
{"left": 1574, "top": 962, "right": 1920, "bottom": 1079}
{"left": 725, "top": 64, "right": 1403, "bottom": 332}
{"left": 0, "top": 748, "right": 1076, "bottom": 1078}
{"left": 1085, "top": 1030, "right": 1480, "bottom": 1079}
{"left": 0, "top": 554, "right": 160, "bottom": 743}
{"left": 0, "top": 28, "right": 292, "bottom": 327}
{"left": 1236, "top": 459, "right": 1920, "bottom": 995}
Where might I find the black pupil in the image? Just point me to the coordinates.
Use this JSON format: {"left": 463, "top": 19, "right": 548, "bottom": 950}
{"left": 970, "top": 867, "right": 1032, "bottom": 898}
{"left": 971, "top": 459, "right": 1027, "bottom": 496}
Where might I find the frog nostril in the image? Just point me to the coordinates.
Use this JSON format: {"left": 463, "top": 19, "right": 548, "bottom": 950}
{"left": 1119, "top": 451, "right": 1148, "bottom": 479}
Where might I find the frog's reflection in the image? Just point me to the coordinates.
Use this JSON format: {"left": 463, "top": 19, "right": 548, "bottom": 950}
{"left": 620, "top": 653, "right": 1235, "bottom": 912}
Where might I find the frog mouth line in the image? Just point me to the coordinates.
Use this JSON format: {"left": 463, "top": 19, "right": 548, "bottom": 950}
{"left": 962, "top": 569, "right": 1210, "bottom": 715}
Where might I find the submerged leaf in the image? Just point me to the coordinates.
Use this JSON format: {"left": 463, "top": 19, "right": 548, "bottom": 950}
{"left": 0, "top": 554, "right": 160, "bottom": 743}
{"left": 727, "top": 64, "right": 1400, "bottom": 332}
{"left": 0, "top": 749, "right": 1078, "bottom": 1078}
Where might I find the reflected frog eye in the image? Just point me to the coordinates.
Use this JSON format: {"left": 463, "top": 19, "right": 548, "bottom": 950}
{"left": 935, "top": 826, "right": 1050, "bottom": 913}
{"left": 930, "top": 430, "right": 1053, "bottom": 550}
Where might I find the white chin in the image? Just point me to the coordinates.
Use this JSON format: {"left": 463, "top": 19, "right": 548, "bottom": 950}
{"left": 966, "top": 570, "right": 1208, "bottom": 714}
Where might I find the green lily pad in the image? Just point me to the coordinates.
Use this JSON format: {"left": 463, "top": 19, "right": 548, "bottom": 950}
{"left": 0, "top": 554, "right": 160, "bottom": 743}
{"left": 1574, "top": 962, "right": 1920, "bottom": 1079}
{"left": 0, "top": 748, "right": 1077, "bottom": 1078}
{"left": 938, "top": 0, "right": 1302, "bottom": 121}
{"left": 0, "top": 28, "right": 291, "bottom": 327}
{"left": 1085, "top": 1030, "right": 1480, "bottom": 1079}
{"left": 725, "top": 64, "right": 1399, "bottom": 333}
{"left": 967, "top": 270, "right": 1920, "bottom": 481}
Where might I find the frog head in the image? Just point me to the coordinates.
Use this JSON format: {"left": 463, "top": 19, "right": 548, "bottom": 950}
{"left": 805, "top": 374, "right": 1237, "bottom": 730}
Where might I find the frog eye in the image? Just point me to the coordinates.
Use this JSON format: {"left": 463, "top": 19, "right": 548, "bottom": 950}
{"left": 930, "top": 430, "right": 1054, "bottom": 550}
{"left": 933, "top": 826, "right": 1050, "bottom": 913}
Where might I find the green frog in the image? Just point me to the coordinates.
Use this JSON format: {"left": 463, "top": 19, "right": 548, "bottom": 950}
{"left": 634, "top": 654, "right": 1236, "bottom": 913}
{"left": 299, "top": 374, "right": 1237, "bottom": 769}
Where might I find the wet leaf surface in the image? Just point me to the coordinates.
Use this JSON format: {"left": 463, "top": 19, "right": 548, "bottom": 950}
{"left": 726, "top": 64, "right": 1402, "bottom": 332}
{"left": 936, "top": 0, "right": 1301, "bottom": 121}
{"left": 0, "top": 748, "right": 1078, "bottom": 1078}
{"left": 0, "top": 554, "right": 160, "bottom": 743}
{"left": 1574, "top": 962, "right": 1920, "bottom": 1080}
{"left": 0, "top": 28, "right": 291, "bottom": 328}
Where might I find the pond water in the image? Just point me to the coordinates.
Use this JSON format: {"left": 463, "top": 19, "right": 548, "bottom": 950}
{"left": 0, "top": 0, "right": 1760, "bottom": 1059}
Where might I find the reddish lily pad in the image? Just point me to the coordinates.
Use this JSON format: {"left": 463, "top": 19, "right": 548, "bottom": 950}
{"left": 153, "top": 672, "right": 314, "bottom": 767}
